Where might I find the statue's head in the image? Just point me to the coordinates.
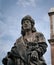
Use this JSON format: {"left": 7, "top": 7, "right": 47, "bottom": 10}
{"left": 21, "top": 15, "right": 36, "bottom": 36}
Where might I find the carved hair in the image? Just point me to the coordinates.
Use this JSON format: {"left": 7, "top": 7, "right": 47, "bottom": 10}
{"left": 21, "top": 15, "right": 36, "bottom": 36}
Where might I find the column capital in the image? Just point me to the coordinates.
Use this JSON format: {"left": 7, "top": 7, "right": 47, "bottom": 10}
{"left": 48, "top": 8, "right": 54, "bottom": 16}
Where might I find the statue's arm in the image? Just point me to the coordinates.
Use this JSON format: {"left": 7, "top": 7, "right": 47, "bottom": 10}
{"left": 35, "top": 33, "right": 48, "bottom": 57}
{"left": 36, "top": 42, "right": 48, "bottom": 57}
{"left": 30, "top": 33, "right": 48, "bottom": 63}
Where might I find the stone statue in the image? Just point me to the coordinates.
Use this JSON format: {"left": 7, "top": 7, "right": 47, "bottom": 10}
{"left": 2, "top": 15, "right": 48, "bottom": 65}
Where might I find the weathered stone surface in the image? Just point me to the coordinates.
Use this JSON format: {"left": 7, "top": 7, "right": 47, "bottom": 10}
{"left": 2, "top": 15, "right": 47, "bottom": 65}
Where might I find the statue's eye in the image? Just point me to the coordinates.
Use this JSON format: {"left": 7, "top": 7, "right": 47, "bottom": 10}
{"left": 23, "top": 20, "right": 31, "bottom": 24}
{"left": 26, "top": 21, "right": 29, "bottom": 23}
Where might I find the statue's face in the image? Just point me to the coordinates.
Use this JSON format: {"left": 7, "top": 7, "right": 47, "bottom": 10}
{"left": 22, "top": 20, "right": 32, "bottom": 30}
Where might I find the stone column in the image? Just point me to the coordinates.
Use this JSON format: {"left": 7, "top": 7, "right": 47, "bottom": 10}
{"left": 48, "top": 8, "right": 54, "bottom": 65}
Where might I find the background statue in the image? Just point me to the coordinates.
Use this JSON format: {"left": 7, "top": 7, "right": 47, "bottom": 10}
{"left": 2, "top": 15, "right": 48, "bottom": 65}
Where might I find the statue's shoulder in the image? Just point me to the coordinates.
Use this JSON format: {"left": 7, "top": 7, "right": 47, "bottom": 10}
{"left": 15, "top": 36, "right": 23, "bottom": 43}
{"left": 34, "top": 32, "right": 46, "bottom": 42}
{"left": 34, "top": 32, "right": 44, "bottom": 37}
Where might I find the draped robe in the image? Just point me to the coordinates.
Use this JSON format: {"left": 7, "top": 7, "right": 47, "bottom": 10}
{"left": 2, "top": 32, "right": 48, "bottom": 65}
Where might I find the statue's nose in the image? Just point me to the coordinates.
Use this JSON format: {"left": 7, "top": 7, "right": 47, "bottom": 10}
{"left": 24, "top": 22, "right": 28, "bottom": 25}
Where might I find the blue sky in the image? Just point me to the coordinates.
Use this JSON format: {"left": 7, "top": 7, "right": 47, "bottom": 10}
{"left": 0, "top": 0, "right": 54, "bottom": 65}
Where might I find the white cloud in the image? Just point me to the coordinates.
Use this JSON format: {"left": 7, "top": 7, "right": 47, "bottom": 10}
{"left": 0, "top": 11, "right": 7, "bottom": 37}
{"left": 17, "top": 0, "right": 36, "bottom": 7}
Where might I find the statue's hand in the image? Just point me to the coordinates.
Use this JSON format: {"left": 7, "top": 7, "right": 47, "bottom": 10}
{"left": 31, "top": 51, "right": 38, "bottom": 61}
{"left": 2, "top": 57, "right": 8, "bottom": 65}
